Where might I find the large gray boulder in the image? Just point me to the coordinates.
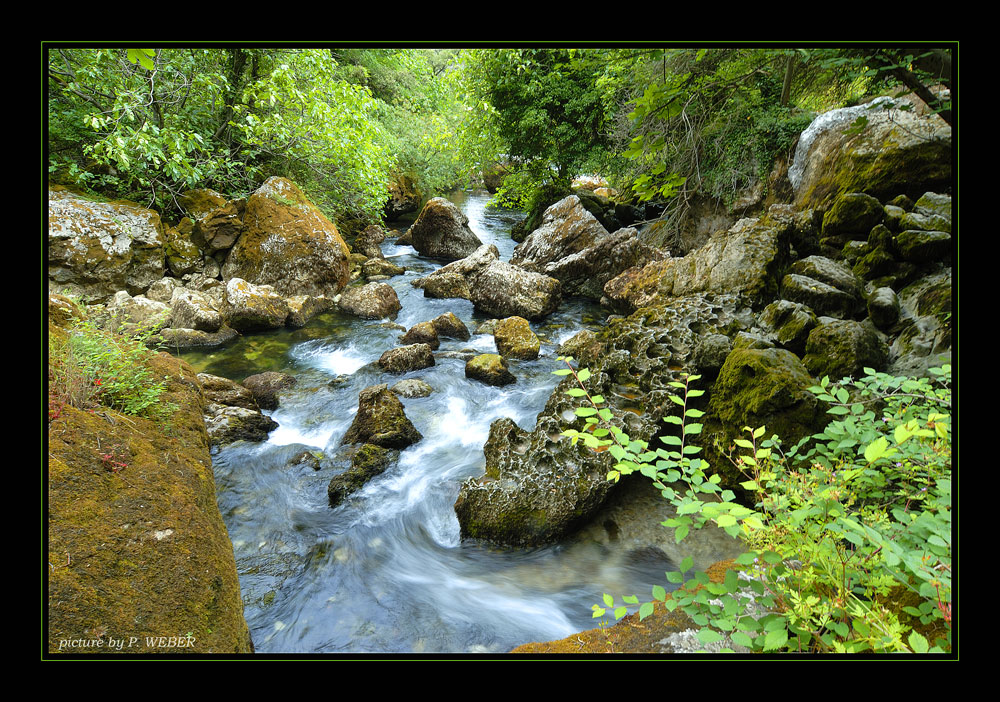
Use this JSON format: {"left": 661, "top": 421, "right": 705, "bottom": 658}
{"left": 337, "top": 282, "right": 401, "bottom": 320}
{"left": 408, "top": 197, "right": 483, "bottom": 261}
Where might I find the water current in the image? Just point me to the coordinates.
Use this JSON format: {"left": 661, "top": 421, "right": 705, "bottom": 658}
{"left": 180, "top": 191, "right": 738, "bottom": 654}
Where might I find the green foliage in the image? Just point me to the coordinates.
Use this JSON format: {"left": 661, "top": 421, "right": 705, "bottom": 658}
{"left": 555, "top": 358, "right": 952, "bottom": 654}
{"left": 49, "top": 310, "right": 176, "bottom": 421}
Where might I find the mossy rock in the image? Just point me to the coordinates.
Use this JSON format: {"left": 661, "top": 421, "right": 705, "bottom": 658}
{"left": 465, "top": 353, "right": 516, "bottom": 386}
{"left": 803, "top": 319, "right": 889, "bottom": 381}
{"left": 821, "top": 192, "right": 885, "bottom": 239}
{"left": 328, "top": 444, "right": 399, "bottom": 507}
{"left": 341, "top": 384, "right": 422, "bottom": 449}
{"left": 493, "top": 316, "right": 540, "bottom": 360}
{"left": 47, "top": 352, "right": 253, "bottom": 654}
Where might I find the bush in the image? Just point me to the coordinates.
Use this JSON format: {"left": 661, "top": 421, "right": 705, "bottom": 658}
{"left": 48, "top": 313, "right": 176, "bottom": 422}
{"left": 555, "top": 358, "right": 952, "bottom": 653}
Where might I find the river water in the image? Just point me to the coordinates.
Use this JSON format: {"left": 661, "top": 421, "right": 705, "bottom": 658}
{"left": 180, "top": 191, "right": 736, "bottom": 655}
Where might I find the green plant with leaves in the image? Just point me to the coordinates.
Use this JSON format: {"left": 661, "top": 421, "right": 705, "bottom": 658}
{"left": 555, "top": 357, "right": 952, "bottom": 653}
{"left": 49, "top": 312, "right": 177, "bottom": 422}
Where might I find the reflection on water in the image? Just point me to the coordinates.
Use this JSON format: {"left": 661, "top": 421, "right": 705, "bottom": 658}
{"left": 195, "top": 190, "right": 739, "bottom": 654}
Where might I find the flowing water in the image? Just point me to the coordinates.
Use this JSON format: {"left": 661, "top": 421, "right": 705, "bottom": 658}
{"left": 180, "top": 191, "right": 736, "bottom": 654}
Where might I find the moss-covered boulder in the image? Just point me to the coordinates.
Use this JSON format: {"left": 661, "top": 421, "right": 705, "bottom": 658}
{"left": 704, "top": 347, "right": 824, "bottom": 492}
{"left": 222, "top": 278, "right": 289, "bottom": 332}
{"left": 888, "top": 271, "right": 952, "bottom": 376}
{"left": 465, "top": 353, "right": 516, "bottom": 386}
{"left": 895, "top": 230, "right": 952, "bottom": 264}
{"left": 377, "top": 343, "right": 435, "bottom": 374}
{"left": 328, "top": 444, "right": 399, "bottom": 507}
{"left": 758, "top": 300, "right": 818, "bottom": 355}
{"left": 781, "top": 255, "right": 864, "bottom": 319}
{"left": 47, "top": 350, "right": 253, "bottom": 654}
{"left": 48, "top": 185, "right": 166, "bottom": 303}
{"left": 803, "top": 319, "right": 889, "bottom": 381}
{"left": 493, "top": 317, "right": 540, "bottom": 360}
{"left": 341, "top": 384, "right": 422, "bottom": 449}
{"left": 242, "top": 371, "right": 296, "bottom": 411}
{"left": 399, "top": 321, "right": 440, "bottom": 350}
{"left": 820, "top": 192, "right": 885, "bottom": 240}
{"left": 792, "top": 97, "right": 952, "bottom": 209}
{"left": 221, "top": 177, "right": 351, "bottom": 298}
{"left": 430, "top": 311, "right": 470, "bottom": 341}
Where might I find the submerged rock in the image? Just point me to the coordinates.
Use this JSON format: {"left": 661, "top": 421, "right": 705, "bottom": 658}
{"left": 328, "top": 444, "right": 399, "bottom": 507}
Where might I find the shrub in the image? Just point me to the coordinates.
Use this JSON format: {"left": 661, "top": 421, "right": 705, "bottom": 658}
{"left": 555, "top": 357, "right": 952, "bottom": 653}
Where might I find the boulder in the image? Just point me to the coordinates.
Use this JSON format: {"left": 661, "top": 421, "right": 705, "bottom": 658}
{"left": 361, "top": 258, "right": 405, "bottom": 279}
{"left": 803, "top": 319, "right": 889, "bottom": 381}
{"left": 408, "top": 197, "right": 484, "bottom": 261}
{"left": 242, "top": 371, "right": 296, "bottom": 411}
{"left": 430, "top": 312, "right": 470, "bottom": 341}
{"left": 337, "top": 282, "right": 401, "bottom": 320}
{"left": 603, "top": 215, "right": 790, "bottom": 315}
{"left": 157, "top": 326, "right": 239, "bottom": 349}
{"left": 169, "top": 288, "right": 223, "bottom": 333}
{"left": 47, "top": 186, "right": 165, "bottom": 302}
{"left": 106, "top": 291, "right": 172, "bottom": 331}
{"left": 341, "top": 384, "right": 422, "bottom": 449}
{"left": 465, "top": 354, "right": 516, "bottom": 386}
{"left": 758, "top": 300, "right": 818, "bottom": 355}
{"left": 203, "top": 404, "right": 279, "bottom": 445}
{"left": 221, "top": 177, "right": 352, "bottom": 298}
{"left": 412, "top": 244, "right": 562, "bottom": 320}
{"left": 222, "top": 278, "right": 289, "bottom": 332}
{"left": 510, "top": 195, "right": 612, "bottom": 272}
{"left": 867, "top": 286, "right": 901, "bottom": 330}
{"left": 791, "top": 97, "right": 952, "bottom": 209}
{"left": 492, "top": 317, "right": 540, "bottom": 360}
{"left": 285, "top": 294, "right": 334, "bottom": 328}
{"left": 780, "top": 256, "right": 864, "bottom": 319}
{"left": 178, "top": 188, "right": 244, "bottom": 256}
{"left": 390, "top": 378, "right": 434, "bottom": 398}
{"left": 163, "top": 218, "right": 203, "bottom": 277}
{"left": 820, "top": 192, "right": 885, "bottom": 240}
{"left": 378, "top": 343, "right": 435, "bottom": 374}
{"left": 888, "top": 271, "right": 952, "bottom": 377}
{"left": 399, "top": 321, "right": 440, "bottom": 350}
{"left": 895, "top": 230, "right": 952, "bottom": 264}
{"left": 354, "top": 224, "right": 387, "bottom": 259}
{"left": 384, "top": 172, "right": 421, "bottom": 220}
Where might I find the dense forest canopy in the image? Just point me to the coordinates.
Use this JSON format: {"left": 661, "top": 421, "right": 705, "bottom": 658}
{"left": 46, "top": 44, "right": 953, "bottom": 228}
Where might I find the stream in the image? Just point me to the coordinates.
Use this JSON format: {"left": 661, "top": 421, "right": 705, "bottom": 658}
{"left": 179, "top": 190, "right": 737, "bottom": 654}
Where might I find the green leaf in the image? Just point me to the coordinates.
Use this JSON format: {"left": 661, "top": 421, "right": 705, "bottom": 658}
{"left": 762, "top": 626, "right": 788, "bottom": 651}
{"left": 603, "top": 593, "right": 614, "bottom": 608}
{"left": 639, "top": 601, "right": 655, "bottom": 620}
{"left": 652, "top": 585, "right": 667, "bottom": 602}
{"left": 697, "top": 628, "right": 725, "bottom": 645}
{"left": 680, "top": 556, "right": 694, "bottom": 573}
{"left": 577, "top": 368, "right": 591, "bottom": 382}
{"left": 908, "top": 631, "right": 929, "bottom": 653}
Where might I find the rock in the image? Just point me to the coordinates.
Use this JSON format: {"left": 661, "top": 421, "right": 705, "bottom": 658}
{"left": 47, "top": 351, "right": 253, "bottom": 654}
{"left": 378, "top": 343, "right": 435, "bottom": 374}
{"left": 390, "top": 378, "right": 434, "bottom": 398}
{"left": 412, "top": 244, "right": 562, "bottom": 319}
{"left": 146, "top": 277, "right": 184, "bottom": 304}
{"left": 511, "top": 195, "right": 612, "bottom": 271}
{"left": 353, "top": 224, "right": 387, "bottom": 259}
{"left": 242, "top": 371, "right": 296, "bottom": 411}
{"left": 341, "top": 384, "right": 422, "bottom": 449}
{"left": 106, "top": 291, "right": 172, "bottom": 331}
{"left": 384, "top": 172, "right": 421, "bottom": 220}
{"left": 603, "top": 215, "right": 790, "bottom": 315}
{"left": 780, "top": 256, "right": 864, "bottom": 319}
{"left": 361, "top": 258, "right": 405, "bottom": 279}
{"left": 408, "top": 197, "right": 484, "bottom": 260}
{"left": 399, "top": 321, "right": 440, "bottom": 350}
{"left": 492, "top": 316, "right": 540, "bottom": 360}
{"left": 182, "top": 190, "right": 244, "bottom": 255}
{"left": 164, "top": 218, "right": 203, "bottom": 277}
{"left": 157, "top": 325, "right": 239, "bottom": 349}
{"left": 285, "top": 294, "right": 334, "bottom": 327}
{"left": 328, "top": 444, "right": 399, "bottom": 507}
{"left": 203, "top": 404, "right": 279, "bottom": 445}
{"left": 468, "top": 260, "right": 562, "bottom": 320}
{"left": 895, "top": 230, "right": 952, "bottom": 263}
{"left": 803, "top": 319, "right": 889, "bottom": 381}
{"left": 287, "top": 449, "right": 323, "bottom": 470}
{"left": 337, "top": 282, "right": 401, "bottom": 320}
{"left": 557, "top": 329, "right": 605, "bottom": 368}
{"left": 430, "top": 311, "right": 470, "bottom": 341}
{"left": 705, "top": 347, "right": 824, "bottom": 492}
{"left": 758, "top": 300, "right": 818, "bottom": 355}
{"left": 888, "top": 271, "right": 952, "bottom": 376}
{"left": 820, "top": 192, "right": 885, "bottom": 239}
{"left": 222, "top": 278, "right": 289, "bottom": 332}
{"left": 169, "top": 287, "right": 222, "bottom": 332}
{"left": 465, "top": 354, "right": 516, "bottom": 386}
{"left": 198, "top": 373, "right": 260, "bottom": 410}
{"left": 47, "top": 186, "right": 165, "bottom": 302}
{"left": 221, "top": 177, "right": 352, "bottom": 298}
{"left": 691, "top": 333, "right": 732, "bottom": 379}
{"left": 867, "top": 286, "right": 901, "bottom": 330}
{"left": 792, "top": 97, "right": 951, "bottom": 209}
